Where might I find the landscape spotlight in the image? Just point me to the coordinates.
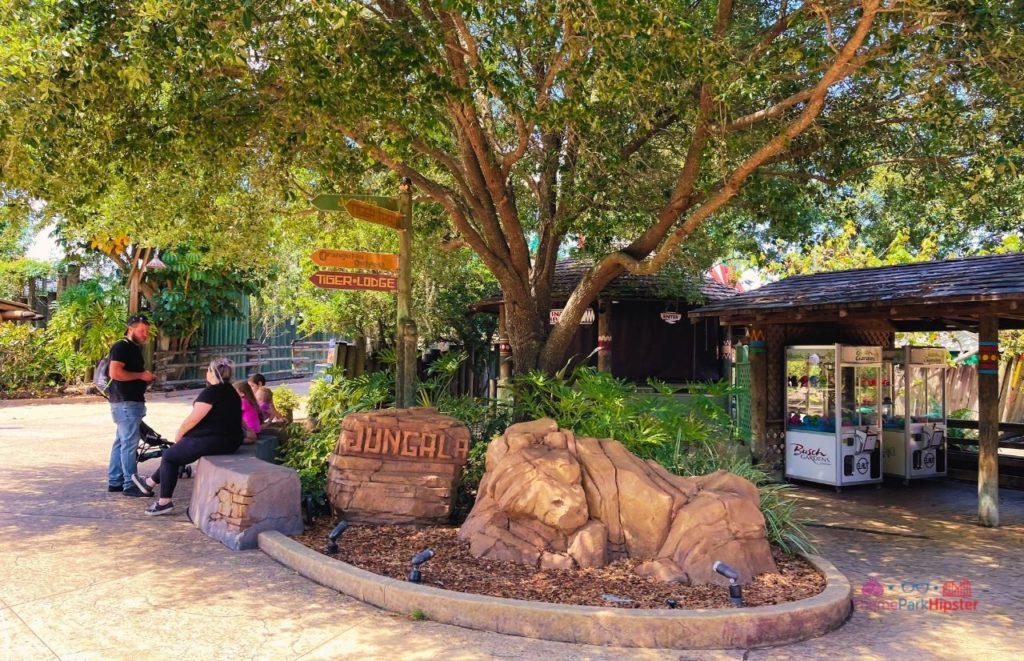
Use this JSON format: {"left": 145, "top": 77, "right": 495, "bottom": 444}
{"left": 712, "top": 561, "right": 743, "bottom": 607}
{"left": 408, "top": 548, "right": 435, "bottom": 583}
{"left": 665, "top": 599, "right": 678, "bottom": 609}
{"left": 325, "top": 520, "right": 350, "bottom": 554}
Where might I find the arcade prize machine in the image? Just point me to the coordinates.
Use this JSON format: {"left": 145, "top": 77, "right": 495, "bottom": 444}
{"left": 882, "top": 346, "right": 949, "bottom": 483}
{"left": 785, "top": 345, "right": 884, "bottom": 490}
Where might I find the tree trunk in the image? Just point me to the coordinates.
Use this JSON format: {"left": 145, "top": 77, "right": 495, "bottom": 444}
{"left": 502, "top": 298, "right": 547, "bottom": 375}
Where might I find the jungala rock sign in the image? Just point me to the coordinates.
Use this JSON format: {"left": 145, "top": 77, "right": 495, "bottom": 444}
{"left": 328, "top": 409, "right": 473, "bottom": 524}
{"left": 344, "top": 424, "right": 470, "bottom": 462}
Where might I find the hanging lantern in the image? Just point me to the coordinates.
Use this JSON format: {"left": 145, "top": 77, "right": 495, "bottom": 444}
{"left": 146, "top": 252, "right": 167, "bottom": 270}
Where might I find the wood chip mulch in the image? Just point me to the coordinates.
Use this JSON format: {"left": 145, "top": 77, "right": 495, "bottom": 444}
{"left": 292, "top": 521, "right": 825, "bottom": 609}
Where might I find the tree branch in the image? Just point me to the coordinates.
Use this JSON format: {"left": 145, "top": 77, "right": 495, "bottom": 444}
{"left": 609, "top": 0, "right": 883, "bottom": 279}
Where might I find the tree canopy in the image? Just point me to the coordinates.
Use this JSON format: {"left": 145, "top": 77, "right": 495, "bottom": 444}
{"left": 2, "top": 0, "right": 1022, "bottom": 372}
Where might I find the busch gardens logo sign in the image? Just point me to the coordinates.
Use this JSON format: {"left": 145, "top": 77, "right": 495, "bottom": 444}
{"left": 793, "top": 443, "right": 831, "bottom": 465}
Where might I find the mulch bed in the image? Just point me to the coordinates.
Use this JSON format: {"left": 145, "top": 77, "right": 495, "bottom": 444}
{"left": 293, "top": 520, "right": 825, "bottom": 609}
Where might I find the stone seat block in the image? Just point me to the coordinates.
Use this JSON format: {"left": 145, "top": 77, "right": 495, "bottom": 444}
{"left": 188, "top": 454, "right": 303, "bottom": 551}
{"left": 235, "top": 431, "right": 281, "bottom": 464}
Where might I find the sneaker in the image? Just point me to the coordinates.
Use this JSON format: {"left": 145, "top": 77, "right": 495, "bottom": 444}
{"left": 131, "top": 473, "right": 154, "bottom": 497}
{"left": 122, "top": 485, "right": 148, "bottom": 497}
{"left": 145, "top": 501, "right": 174, "bottom": 516}
{"left": 107, "top": 484, "right": 123, "bottom": 492}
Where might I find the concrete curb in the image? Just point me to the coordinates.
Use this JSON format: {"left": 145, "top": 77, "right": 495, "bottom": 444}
{"left": 259, "top": 531, "right": 852, "bottom": 649}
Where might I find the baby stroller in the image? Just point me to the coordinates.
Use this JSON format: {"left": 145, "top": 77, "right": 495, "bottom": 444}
{"left": 136, "top": 421, "right": 192, "bottom": 479}
{"left": 98, "top": 390, "right": 192, "bottom": 479}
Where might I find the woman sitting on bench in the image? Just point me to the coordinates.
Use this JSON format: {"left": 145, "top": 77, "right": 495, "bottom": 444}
{"left": 133, "top": 357, "right": 245, "bottom": 516}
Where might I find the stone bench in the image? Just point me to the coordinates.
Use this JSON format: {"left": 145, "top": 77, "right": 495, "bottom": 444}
{"left": 187, "top": 454, "right": 303, "bottom": 551}
{"left": 235, "top": 430, "right": 282, "bottom": 463}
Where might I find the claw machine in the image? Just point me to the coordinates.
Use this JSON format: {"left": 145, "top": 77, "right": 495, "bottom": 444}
{"left": 785, "top": 345, "right": 883, "bottom": 489}
{"left": 882, "top": 346, "right": 948, "bottom": 483}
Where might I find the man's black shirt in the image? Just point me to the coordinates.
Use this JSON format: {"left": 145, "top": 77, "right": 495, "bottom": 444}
{"left": 108, "top": 338, "right": 147, "bottom": 403}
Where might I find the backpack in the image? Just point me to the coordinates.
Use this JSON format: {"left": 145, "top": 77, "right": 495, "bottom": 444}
{"left": 94, "top": 339, "right": 128, "bottom": 395}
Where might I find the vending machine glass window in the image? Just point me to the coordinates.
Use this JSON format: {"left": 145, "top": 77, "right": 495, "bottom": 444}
{"left": 888, "top": 363, "right": 907, "bottom": 429}
{"left": 911, "top": 366, "right": 945, "bottom": 422}
{"left": 785, "top": 347, "right": 836, "bottom": 432}
{"left": 841, "top": 365, "right": 880, "bottom": 428}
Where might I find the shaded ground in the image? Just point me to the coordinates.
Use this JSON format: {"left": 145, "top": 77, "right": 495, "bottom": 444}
{"left": 294, "top": 523, "right": 823, "bottom": 609}
{"left": 1, "top": 393, "right": 1022, "bottom": 659}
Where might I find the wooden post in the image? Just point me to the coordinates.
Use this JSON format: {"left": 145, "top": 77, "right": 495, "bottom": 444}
{"left": 597, "top": 299, "right": 612, "bottom": 373}
{"left": 396, "top": 179, "right": 417, "bottom": 408}
{"left": 749, "top": 326, "right": 769, "bottom": 463}
{"left": 497, "top": 304, "right": 512, "bottom": 400}
{"left": 977, "top": 316, "right": 1000, "bottom": 527}
{"left": 354, "top": 336, "right": 366, "bottom": 377}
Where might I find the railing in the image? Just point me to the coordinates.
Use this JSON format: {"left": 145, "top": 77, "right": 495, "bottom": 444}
{"left": 945, "top": 419, "right": 1024, "bottom": 450}
{"left": 153, "top": 340, "right": 332, "bottom": 388}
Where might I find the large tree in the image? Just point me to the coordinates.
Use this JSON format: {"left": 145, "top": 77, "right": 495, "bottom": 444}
{"left": 2, "top": 1, "right": 1022, "bottom": 372}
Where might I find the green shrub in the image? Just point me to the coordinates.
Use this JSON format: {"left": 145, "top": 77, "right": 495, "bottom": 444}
{"left": 45, "top": 281, "right": 126, "bottom": 383}
{"left": 511, "top": 367, "right": 735, "bottom": 462}
{"left": 279, "top": 369, "right": 394, "bottom": 511}
{"left": 273, "top": 386, "right": 300, "bottom": 420}
{"left": 306, "top": 368, "right": 394, "bottom": 430}
{"left": 947, "top": 407, "right": 977, "bottom": 442}
{"left": 0, "top": 323, "right": 62, "bottom": 395}
{"left": 276, "top": 423, "right": 337, "bottom": 511}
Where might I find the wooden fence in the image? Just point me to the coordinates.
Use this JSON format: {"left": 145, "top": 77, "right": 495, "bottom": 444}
{"left": 946, "top": 355, "right": 1024, "bottom": 423}
{"left": 152, "top": 337, "right": 498, "bottom": 397}
{"left": 153, "top": 340, "right": 333, "bottom": 387}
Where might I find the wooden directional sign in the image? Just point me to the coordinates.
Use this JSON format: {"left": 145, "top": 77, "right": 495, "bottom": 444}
{"left": 309, "top": 271, "right": 397, "bottom": 293}
{"left": 310, "top": 249, "right": 399, "bottom": 272}
{"left": 343, "top": 199, "right": 402, "bottom": 230}
{"left": 311, "top": 193, "right": 399, "bottom": 213}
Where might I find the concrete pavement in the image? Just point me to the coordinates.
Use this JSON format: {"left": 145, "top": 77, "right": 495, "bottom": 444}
{"left": 1, "top": 392, "right": 1022, "bottom": 660}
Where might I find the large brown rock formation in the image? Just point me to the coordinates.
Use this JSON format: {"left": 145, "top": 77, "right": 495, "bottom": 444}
{"left": 458, "top": 419, "right": 777, "bottom": 585}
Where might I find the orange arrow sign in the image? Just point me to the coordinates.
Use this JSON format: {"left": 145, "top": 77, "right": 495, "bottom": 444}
{"left": 310, "top": 249, "right": 399, "bottom": 272}
{"left": 344, "top": 199, "right": 402, "bottom": 230}
{"left": 309, "top": 271, "right": 397, "bottom": 292}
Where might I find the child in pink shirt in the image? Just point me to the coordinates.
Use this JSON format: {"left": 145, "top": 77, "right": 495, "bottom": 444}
{"left": 234, "top": 381, "right": 261, "bottom": 440}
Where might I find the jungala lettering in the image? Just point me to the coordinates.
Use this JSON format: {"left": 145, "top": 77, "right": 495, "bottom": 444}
{"left": 343, "top": 425, "right": 468, "bottom": 460}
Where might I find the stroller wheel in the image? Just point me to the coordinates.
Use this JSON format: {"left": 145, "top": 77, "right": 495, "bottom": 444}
{"left": 185, "top": 465, "right": 193, "bottom": 478}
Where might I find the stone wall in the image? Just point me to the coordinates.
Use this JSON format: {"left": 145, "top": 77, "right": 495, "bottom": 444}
{"left": 327, "top": 408, "right": 471, "bottom": 524}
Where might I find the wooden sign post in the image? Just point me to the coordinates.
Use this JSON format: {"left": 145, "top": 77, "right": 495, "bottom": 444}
{"left": 308, "top": 271, "right": 398, "bottom": 292}
{"left": 310, "top": 249, "right": 399, "bottom": 272}
{"left": 310, "top": 184, "right": 418, "bottom": 407}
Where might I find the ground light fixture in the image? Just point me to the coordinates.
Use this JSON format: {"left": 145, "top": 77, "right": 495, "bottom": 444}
{"left": 325, "top": 520, "right": 350, "bottom": 554}
{"left": 713, "top": 561, "right": 744, "bottom": 607}
{"left": 408, "top": 549, "right": 435, "bottom": 583}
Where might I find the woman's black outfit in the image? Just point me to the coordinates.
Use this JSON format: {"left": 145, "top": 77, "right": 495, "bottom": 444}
{"left": 151, "top": 383, "right": 243, "bottom": 499}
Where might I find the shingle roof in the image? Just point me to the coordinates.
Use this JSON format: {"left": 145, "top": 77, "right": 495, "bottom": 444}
{"left": 689, "top": 252, "right": 1024, "bottom": 319}
{"left": 475, "top": 259, "right": 739, "bottom": 308}
{"left": 551, "top": 260, "right": 737, "bottom": 301}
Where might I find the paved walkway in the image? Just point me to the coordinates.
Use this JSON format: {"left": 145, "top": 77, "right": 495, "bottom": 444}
{"left": 1, "top": 395, "right": 1022, "bottom": 660}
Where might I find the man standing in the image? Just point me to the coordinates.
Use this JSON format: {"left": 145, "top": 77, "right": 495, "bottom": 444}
{"left": 107, "top": 314, "right": 156, "bottom": 496}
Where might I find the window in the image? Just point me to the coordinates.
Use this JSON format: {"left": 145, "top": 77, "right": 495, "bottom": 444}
{"left": 786, "top": 347, "right": 836, "bottom": 432}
